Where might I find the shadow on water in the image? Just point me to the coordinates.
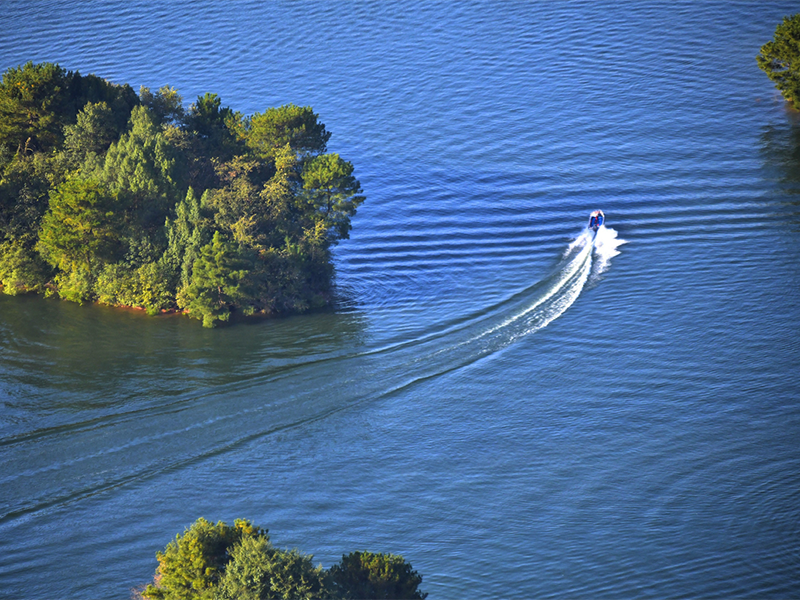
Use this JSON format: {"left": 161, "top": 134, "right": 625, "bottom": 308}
{"left": 0, "top": 293, "right": 369, "bottom": 411}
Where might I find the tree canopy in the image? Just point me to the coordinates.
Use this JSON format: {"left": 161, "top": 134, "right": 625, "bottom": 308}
{"left": 758, "top": 14, "right": 800, "bottom": 109}
{"left": 138, "top": 518, "right": 427, "bottom": 600}
{"left": 0, "top": 62, "right": 365, "bottom": 326}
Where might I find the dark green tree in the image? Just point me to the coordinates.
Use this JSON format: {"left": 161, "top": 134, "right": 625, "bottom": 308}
{"left": 180, "top": 231, "right": 252, "bottom": 327}
{"left": 142, "top": 518, "right": 266, "bottom": 600}
{"left": 0, "top": 238, "right": 50, "bottom": 294}
{"left": 101, "top": 104, "right": 183, "bottom": 232}
{"left": 186, "top": 93, "right": 244, "bottom": 154}
{"left": 68, "top": 70, "right": 139, "bottom": 132}
{"left": 163, "top": 187, "right": 211, "bottom": 291}
{"left": 62, "top": 101, "right": 119, "bottom": 171}
{"left": 37, "top": 176, "right": 122, "bottom": 273}
{"left": 0, "top": 151, "right": 56, "bottom": 241}
{"left": 140, "top": 85, "right": 185, "bottom": 127}
{"left": 328, "top": 551, "right": 428, "bottom": 600}
{"left": 758, "top": 14, "right": 800, "bottom": 109}
{"left": 0, "top": 62, "right": 137, "bottom": 157}
{"left": 302, "top": 153, "right": 365, "bottom": 240}
{"left": 247, "top": 104, "right": 330, "bottom": 159}
{"left": 0, "top": 61, "right": 74, "bottom": 155}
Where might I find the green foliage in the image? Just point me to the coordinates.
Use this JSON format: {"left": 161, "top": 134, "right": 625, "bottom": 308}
{"left": 181, "top": 231, "right": 252, "bottom": 327}
{"left": 328, "top": 551, "right": 428, "bottom": 600}
{"left": 0, "top": 151, "right": 57, "bottom": 241}
{"left": 139, "top": 519, "right": 427, "bottom": 600}
{"left": 141, "top": 85, "right": 185, "bottom": 127}
{"left": 62, "top": 101, "right": 119, "bottom": 171}
{"left": 0, "top": 61, "right": 74, "bottom": 155}
{"left": 68, "top": 71, "right": 139, "bottom": 133}
{"left": 204, "top": 155, "right": 275, "bottom": 247}
{"left": 0, "top": 62, "right": 364, "bottom": 325}
{"left": 0, "top": 237, "right": 50, "bottom": 294}
{"left": 217, "top": 536, "right": 328, "bottom": 600}
{"left": 302, "top": 153, "right": 365, "bottom": 240}
{"left": 758, "top": 14, "right": 800, "bottom": 109}
{"left": 37, "top": 176, "right": 122, "bottom": 273}
{"left": 101, "top": 105, "right": 183, "bottom": 229}
{"left": 0, "top": 62, "right": 138, "bottom": 157}
{"left": 142, "top": 518, "right": 266, "bottom": 600}
{"left": 164, "top": 187, "right": 211, "bottom": 290}
{"left": 247, "top": 104, "right": 330, "bottom": 159}
{"left": 186, "top": 93, "right": 244, "bottom": 157}
{"left": 52, "top": 266, "right": 95, "bottom": 303}
{"left": 95, "top": 260, "right": 173, "bottom": 314}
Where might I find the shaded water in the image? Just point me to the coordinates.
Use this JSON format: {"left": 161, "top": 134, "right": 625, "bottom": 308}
{"left": 1, "top": 2, "right": 800, "bottom": 598}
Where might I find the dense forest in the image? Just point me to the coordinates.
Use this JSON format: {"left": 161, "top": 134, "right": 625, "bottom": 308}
{"left": 0, "top": 62, "right": 364, "bottom": 326}
{"left": 137, "top": 518, "right": 427, "bottom": 600}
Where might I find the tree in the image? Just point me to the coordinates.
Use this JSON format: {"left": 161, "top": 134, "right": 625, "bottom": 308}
{"left": 180, "top": 231, "right": 252, "bottom": 327}
{"left": 0, "top": 62, "right": 137, "bottom": 157}
{"left": 163, "top": 187, "right": 211, "bottom": 291}
{"left": 247, "top": 105, "right": 330, "bottom": 159}
{"left": 302, "top": 153, "right": 365, "bottom": 241}
{"left": 0, "top": 62, "right": 74, "bottom": 155}
{"left": 0, "top": 151, "right": 56, "bottom": 241}
{"left": 758, "top": 14, "right": 800, "bottom": 109}
{"left": 37, "top": 176, "right": 122, "bottom": 273}
{"left": 217, "top": 536, "right": 329, "bottom": 600}
{"left": 140, "top": 85, "right": 185, "bottom": 127}
{"left": 62, "top": 101, "right": 119, "bottom": 171}
{"left": 328, "top": 551, "right": 428, "bottom": 600}
{"left": 0, "top": 62, "right": 365, "bottom": 323}
{"left": 94, "top": 260, "right": 174, "bottom": 314}
{"left": 0, "top": 238, "right": 50, "bottom": 294}
{"left": 142, "top": 518, "right": 266, "bottom": 600}
{"left": 186, "top": 93, "right": 244, "bottom": 153}
{"left": 68, "top": 71, "right": 138, "bottom": 133}
{"left": 101, "top": 104, "right": 183, "bottom": 230}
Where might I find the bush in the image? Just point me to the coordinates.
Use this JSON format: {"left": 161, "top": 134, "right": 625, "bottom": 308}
{"left": 328, "top": 551, "right": 428, "bottom": 600}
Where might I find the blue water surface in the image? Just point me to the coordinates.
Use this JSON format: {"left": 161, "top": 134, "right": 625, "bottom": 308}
{"left": 0, "top": 2, "right": 799, "bottom": 598}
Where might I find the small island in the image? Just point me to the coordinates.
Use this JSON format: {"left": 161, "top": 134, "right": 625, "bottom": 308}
{"left": 0, "top": 62, "right": 364, "bottom": 326}
{"left": 136, "top": 517, "right": 427, "bottom": 600}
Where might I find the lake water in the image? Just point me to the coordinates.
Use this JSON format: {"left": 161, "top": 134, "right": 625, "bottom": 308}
{"left": 1, "top": 1, "right": 799, "bottom": 598}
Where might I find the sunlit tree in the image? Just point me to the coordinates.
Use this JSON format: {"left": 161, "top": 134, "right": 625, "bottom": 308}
{"left": 142, "top": 518, "right": 266, "bottom": 600}
{"left": 758, "top": 14, "right": 800, "bottom": 109}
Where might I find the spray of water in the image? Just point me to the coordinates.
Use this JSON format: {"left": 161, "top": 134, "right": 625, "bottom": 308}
{"left": 402, "top": 223, "right": 626, "bottom": 377}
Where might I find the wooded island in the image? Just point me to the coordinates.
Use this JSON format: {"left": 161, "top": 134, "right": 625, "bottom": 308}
{"left": 0, "top": 62, "right": 364, "bottom": 326}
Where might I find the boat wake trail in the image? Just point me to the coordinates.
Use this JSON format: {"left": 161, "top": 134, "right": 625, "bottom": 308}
{"left": 401, "top": 224, "right": 626, "bottom": 373}
{"left": 0, "top": 225, "right": 626, "bottom": 524}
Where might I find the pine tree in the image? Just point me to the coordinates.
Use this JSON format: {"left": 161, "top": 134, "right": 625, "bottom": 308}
{"left": 181, "top": 231, "right": 251, "bottom": 327}
{"left": 757, "top": 14, "right": 800, "bottom": 109}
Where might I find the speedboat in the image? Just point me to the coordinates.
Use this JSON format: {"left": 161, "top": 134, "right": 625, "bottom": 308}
{"left": 588, "top": 210, "right": 604, "bottom": 233}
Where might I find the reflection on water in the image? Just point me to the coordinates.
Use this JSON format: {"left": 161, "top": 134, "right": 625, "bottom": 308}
{"left": 759, "top": 121, "right": 800, "bottom": 232}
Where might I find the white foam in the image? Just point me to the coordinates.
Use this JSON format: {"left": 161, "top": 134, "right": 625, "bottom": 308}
{"left": 592, "top": 225, "right": 626, "bottom": 277}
